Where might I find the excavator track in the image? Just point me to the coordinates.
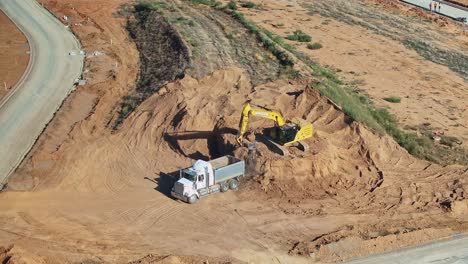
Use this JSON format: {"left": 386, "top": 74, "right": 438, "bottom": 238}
{"left": 297, "top": 140, "right": 309, "bottom": 152}
{"left": 264, "top": 136, "right": 290, "bottom": 156}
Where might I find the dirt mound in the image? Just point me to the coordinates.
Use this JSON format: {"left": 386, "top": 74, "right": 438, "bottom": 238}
{"left": 129, "top": 254, "right": 238, "bottom": 264}
{"left": 117, "top": 66, "right": 467, "bottom": 260}
{"left": 0, "top": 245, "right": 14, "bottom": 264}
{"left": 2, "top": 65, "right": 467, "bottom": 262}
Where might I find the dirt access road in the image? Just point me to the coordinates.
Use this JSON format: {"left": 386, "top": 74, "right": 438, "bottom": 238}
{"left": 0, "top": 0, "right": 83, "bottom": 185}
{"left": 403, "top": 0, "right": 468, "bottom": 23}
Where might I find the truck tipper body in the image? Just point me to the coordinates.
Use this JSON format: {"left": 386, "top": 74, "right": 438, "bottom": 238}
{"left": 171, "top": 155, "right": 245, "bottom": 204}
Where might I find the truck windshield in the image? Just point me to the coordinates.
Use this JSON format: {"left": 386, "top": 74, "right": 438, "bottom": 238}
{"left": 182, "top": 170, "right": 196, "bottom": 182}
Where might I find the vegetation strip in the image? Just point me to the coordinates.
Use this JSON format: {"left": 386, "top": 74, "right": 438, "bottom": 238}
{"left": 121, "top": 0, "right": 466, "bottom": 165}
{"left": 190, "top": 0, "right": 466, "bottom": 164}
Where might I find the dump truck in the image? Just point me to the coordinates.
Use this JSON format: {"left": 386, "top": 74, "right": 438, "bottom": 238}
{"left": 171, "top": 155, "right": 245, "bottom": 204}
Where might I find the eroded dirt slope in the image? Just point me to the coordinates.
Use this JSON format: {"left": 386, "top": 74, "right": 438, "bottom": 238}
{"left": 2, "top": 66, "right": 467, "bottom": 263}
{"left": 234, "top": 0, "right": 468, "bottom": 148}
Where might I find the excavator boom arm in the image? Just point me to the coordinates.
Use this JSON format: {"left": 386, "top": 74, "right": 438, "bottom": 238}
{"left": 237, "top": 103, "right": 285, "bottom": 144}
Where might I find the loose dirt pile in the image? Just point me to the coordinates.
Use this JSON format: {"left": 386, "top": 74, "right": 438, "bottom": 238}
{"left": 3, "top": 65, "right": 467, "bottom": 262}
{"left": 129, "top": 254, "right": 238, "bottom": 264}
{"left": 0, "top": 245, "right": 13, "bottom": 264}
{"left": 0, "top": 10, "right": 29, "bottom": 101}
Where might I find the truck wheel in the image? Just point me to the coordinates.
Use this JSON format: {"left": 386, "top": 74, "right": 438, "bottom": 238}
{"left": 220, "top": 182, "right": 229, "bottom": 192}
{"left": 188, "top": 195, "right": 198, "bottom": 204}
{"left": 229, "top": 179, "right": 239, "bottom": 190}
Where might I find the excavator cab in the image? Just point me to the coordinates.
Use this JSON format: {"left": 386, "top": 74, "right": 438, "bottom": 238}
{"left": 272, "top": 124, "right": 299, "bottom": 145}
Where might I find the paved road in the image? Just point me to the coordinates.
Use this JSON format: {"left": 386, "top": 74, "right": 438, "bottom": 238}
{"left": 346, "top": 235, "right": 468, "bottom": 264}
{"left": 0, "top": 0, "right": 83, "bottom": 186}
{"left": 402, "top": 0, "right": 468, "bottom": 23}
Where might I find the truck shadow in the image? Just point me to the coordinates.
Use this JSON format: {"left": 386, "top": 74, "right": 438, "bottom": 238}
{"left": 144, "top": 171, "right": 179, "bottom": 198}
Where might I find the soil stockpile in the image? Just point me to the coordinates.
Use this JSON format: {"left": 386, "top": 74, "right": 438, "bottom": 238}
{"left": 2, "top": 66, "right": 467, "bottom": 262}
{"left": 0, "top": 10, "right": 29, "bottom": 101}
{"left": 0, "top": 0, "right": 467, "bottom": 263}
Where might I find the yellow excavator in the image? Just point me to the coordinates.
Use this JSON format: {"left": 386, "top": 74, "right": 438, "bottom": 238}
{"left": 236, "top": 102, "right": 314, "bottom": 156}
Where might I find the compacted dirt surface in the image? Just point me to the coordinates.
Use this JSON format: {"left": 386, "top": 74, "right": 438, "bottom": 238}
{"left": 0, "top": 10, "right": 29, "bottom": 102}
{"left": 0, "top": 0, "right": 468, "bottom": 263}
{"left": 235, "top": 0, "right": 468, "bottom": 147}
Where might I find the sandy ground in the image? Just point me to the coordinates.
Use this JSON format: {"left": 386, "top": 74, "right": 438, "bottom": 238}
{"left": 232, "top": 0, "right": 468, "bottom": 148}
{"left": 0, "top": 10, "right": 29, "bottom": 102}
{"left": 0, "top": 0, "right": 467, "bottom": 263}
{"left": 445, "top": 0, "right": 468, "bottom": 8}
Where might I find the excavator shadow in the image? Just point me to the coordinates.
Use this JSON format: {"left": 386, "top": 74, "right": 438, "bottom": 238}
{"left": 163, "top": 128, "right": 238, "bottom": 159}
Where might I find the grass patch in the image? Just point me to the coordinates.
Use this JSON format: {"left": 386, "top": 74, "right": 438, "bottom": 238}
{"left": 240, "top": 1, "right": 256, "bottom": 8}
{"left": 307, "top": 42, "right": 323, "bottom": 50}
{"left": 440, "top": 135, "right": 461, "bottom": 147}
{"left": 383, "top": 96, "right": 401, "bottom": 103}
{"left": 286, "top": 30, "right": 312, "bottom": 42}
{"left": 403, "top": 39, "right": 468, "bottom": 79}
{"left": 134, "top": 1, "right": 163, "bottom": 12}
{"left": 316, "top": 80, "right": 437, "bottom": 161}
{"left": 229, "top": 11, "right": 294, "bottom": 66}
{"left": 191, "top": 0, "right": 221, "bottom": 7}
{"left": 227, "top": 1, "right": 237, "bottom": 10}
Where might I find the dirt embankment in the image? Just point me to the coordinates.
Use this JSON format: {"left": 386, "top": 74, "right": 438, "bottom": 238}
{"left": 234, "top": 0, "right": 468, "bottom": 150}
{"left": 114, "top": 8, "right": 190, "bottom": 129}
{"left": 114, "top": 0, "right": 293, "bottom": 128}
{"left": 0, "top": 10, "right": 29, "bottom": 101}
{"left": 444, "top": 0, "right": 468, "bottom": 8}
{"left": 129, "top": 254, "right": 239, "bottom": 264}
{"left": 1, "top": 0, "right": 467, "bottom": 263}
{"left": 8, "top": 0, "right": 139, "bottom": 191}
{"left": 2, "top": 65, "right": 467, "bottom": 262}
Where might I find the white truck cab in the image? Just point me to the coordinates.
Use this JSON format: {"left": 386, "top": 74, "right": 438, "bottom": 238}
{"left": 171, "top": 156, "right": 245, "bottom": 204}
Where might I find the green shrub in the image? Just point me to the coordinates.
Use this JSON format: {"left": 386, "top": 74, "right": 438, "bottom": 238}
{"left": 227, "top": 1, "right": 237, "bottom": 10}
{"left": 240, "top": 1, "right": 256, "bottom": 8}
{"left": 191, "top": 0, "right": 221, "bottom": 7}
{"left": 440, "top": 135, "right": 460, "bottom": 147}
{"left": 134, "top": 1, "right": 171, "bottom": 13}
{"left": 287, "top": 30, "right": 312, "bottom": 42}
{"left": 307, "top": 42, "right": 323, "bottom": 50}
{"left": 383, "top": 96, "right": 401, "bottom": 103}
